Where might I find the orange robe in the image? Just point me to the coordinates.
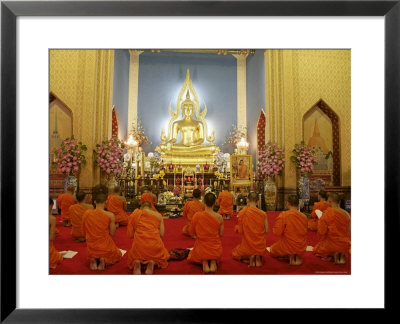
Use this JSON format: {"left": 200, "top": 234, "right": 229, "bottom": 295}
{"left": 308, "top": 201, "right": 330, "bottom": 231}
{"left": 49, "top": 241, "right": 63, "bottom": 269}
{"left": 57, "top": 193, "right": 76, "bottom": 221}
{"left": 127, "top": 209, "right": 169, "bottom": 269}
{"left": 217, "top": 191, "right": 234, "bottom": 216}
{"left": 82, "top": 209, "right": 122, "bottom": 265}
{"left": 314, "top": 207, "right": 351, "bottom": 260}
{"left": 182, "top": 200, "right": 205, "bottom": 236}
{"left": 232, "top": 207, "right": 267, "bottom": 260}
{"left": 140, "top": 193, "right": 157, "bottom": 211}
{"left": 270, "top": 210, "right": 308, "bottom": 257}
{"left": 187, "top": 211, "right": 223, "bottom": 263}
{"left": 106, "top": 195, "right": 129, "bottom": 225}
{"left": 69, "top": 204, "right": 86, "bottom": 238}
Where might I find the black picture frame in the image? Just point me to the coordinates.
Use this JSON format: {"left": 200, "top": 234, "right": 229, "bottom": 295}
{"left": 1, "top": 0, "right": 398, "bottom": 321}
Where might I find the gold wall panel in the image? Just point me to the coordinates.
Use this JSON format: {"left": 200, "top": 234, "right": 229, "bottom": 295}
{"left": 265, "top": 50, "right": 351, "bottom": 188}
{"left": 49, "top": 49, "right": 115, "bottom": 189}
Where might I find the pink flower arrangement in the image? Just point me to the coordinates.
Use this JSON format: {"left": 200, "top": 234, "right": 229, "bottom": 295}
{"left": 95, "top": 137, "right": 125, "bottom": 176}
{"left": 54, "top": 136, "right": 87, "bottom": 175}
{"left": 290, "top": 141, "right": 318, "bottom": 175}
{"left": 173, "top": 186, "right": 181, "bottom": 196}
{"left": 257, "top": 141, "right": 286, "bottom": 177}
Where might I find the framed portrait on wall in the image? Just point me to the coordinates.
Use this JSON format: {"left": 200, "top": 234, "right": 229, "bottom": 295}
{"left": 230, "top": 154, "right": 253, "bottom": 188}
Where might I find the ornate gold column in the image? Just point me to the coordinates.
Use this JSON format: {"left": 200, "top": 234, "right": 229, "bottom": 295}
{"left": 232, "top": 53, "right": 249, "bottom": 137}
{"left": 265, "top": 49, "right": 296, "bottom": 190}
{"left": 264, "top": 49, "right": 285, "bottom": 145}
{"left": 128, "top": 50, "right": 143, "bottom": 134}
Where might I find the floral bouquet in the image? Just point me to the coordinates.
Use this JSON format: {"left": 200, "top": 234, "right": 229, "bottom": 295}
{"left": 130, "top": 119, "right": 151, "bottom": 146}
{"left": 148, "top": 152, "right": 162, "bottom": 171}
{"left": 290, "top": 141, "right": 317, "bottom": 175}
{"left": 224, "top": 124, "right": 247, "bottom": 146}
{"left": 173, "top": 186, "right": 181, "bottom": 196}
{"left": 164, "top": 191, "right": 174, "bottom": 200}
{"left": 95, "top": 137, "right": 125, "bottom": 175}
{"left": 54, "top": 136, "right": 87, "bottom": 175}
{"left": 257, "top": 141, "right": 285, "bottom": 177}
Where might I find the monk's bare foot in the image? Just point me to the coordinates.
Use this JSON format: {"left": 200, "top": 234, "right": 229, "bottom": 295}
{"left": 289, "top": 254, "right": 303, "bottom": 265}
{"left": 202, "top": 260, "right": 210, "bottom": 273}
{"left": 255, "top": 255, "right": 263, "bottom": 267}
{"left": 133, "top": 261, "right": 141, "bottom": 275}
{"left": 64, "top": 220, "right": 71, "bottom": 227}
{"left": 90, "top": 258, "right": 98, "bottom": 271}
{"left": 115, "top": 222, "right": 120, "bottom": 229}
{"left": 145, "top": 260, "right": 155, "bottom": 275}
{"left": 209, "top": 260, "right": 217, "bottom": 273}
{"left": 98, "top": 257, "right": 106, "bottom": 271}
{"left": 334, "top": 253, "right": 346, "bottom": 265}
{"left": 248, "top": 255, "right": 256, "bottom": 268}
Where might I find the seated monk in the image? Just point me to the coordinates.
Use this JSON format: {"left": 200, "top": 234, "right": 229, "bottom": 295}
{"left": 127, "top": 202, "right": 170, "bottom": 275}
{"left": 314, "top": 192, "right": 351, "bottom": 264}
{"left": 140, "top": 186, "right": 157, "bottom": 212}
{"left": 82, "top": 192, "right": 122, "bottom": 271}
{"left": 187, "top": 193, "right": 224, "bottom": 274}
{"left": 49, "top": 197, "right": 63, "bottom": 269}
{"left": 182, "top": 188, "right": 204, "bottom": 238}
{"left": 57, "top": 185, "right": 77, "bottom": 227}
{"left": 106, "top": 186, "right": 129, "bottom": 227}
{"left": 308, "top": 190, "right": 329, "bottom": 231}
{"left": 217, "top": 184, "right": 234, "bottom": 220}
{"left": 269, "top": 195, "right": 308, "bottom": 265}
{"left": 232, "top": 192, "right": 269, "bottom": 267}
{"left": 69, "top": 191, "right": 93, "bottom": 242}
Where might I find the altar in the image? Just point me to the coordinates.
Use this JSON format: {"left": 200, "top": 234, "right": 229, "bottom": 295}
{"left": 118, "top": 68, "right": 246, "bottom": 199}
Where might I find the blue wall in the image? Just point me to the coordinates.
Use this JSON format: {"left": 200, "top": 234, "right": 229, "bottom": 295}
{"left": 113, "top": 50, "right": 265, "bottom": 160}
{"left": 137, "top": 51, "right": 237, "bottom": 153}
{"left": 247, "top": 50, "right": 266, "bottom": 171}
{"left": 112, "top": 49, "right": 130, "bottom": 141}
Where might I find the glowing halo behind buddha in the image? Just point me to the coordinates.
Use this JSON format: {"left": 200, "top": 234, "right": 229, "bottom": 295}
{"left": 156, "top": 69, "right": 220, "bottom": 166}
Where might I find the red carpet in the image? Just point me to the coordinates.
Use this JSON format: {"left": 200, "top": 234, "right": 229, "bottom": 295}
{"left": 50, "top": 212, "right": 350, "bottom": 275}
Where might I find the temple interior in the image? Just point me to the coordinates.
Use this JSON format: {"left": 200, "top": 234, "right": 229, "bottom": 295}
{"left": 49, "top": 49, "right": 351, "bottom": 276}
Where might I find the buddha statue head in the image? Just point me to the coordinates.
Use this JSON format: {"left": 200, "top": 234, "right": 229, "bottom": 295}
{"left": 181, "top": 90, "right": 195, "bottom": 119}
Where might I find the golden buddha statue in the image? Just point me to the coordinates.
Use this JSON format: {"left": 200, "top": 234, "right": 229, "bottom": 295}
{"left": 156, "top": 69, "right": 219, "bottom": 166}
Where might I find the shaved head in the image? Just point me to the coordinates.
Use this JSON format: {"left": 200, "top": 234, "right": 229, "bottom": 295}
{"left": 248, "top": 192, "right": 259, "bottom": 202}
{"left": 287, "top": 195, "right": 299, "bottom": 207}
{"left": 328, "top": 192, "right": 340, "bottom": 204}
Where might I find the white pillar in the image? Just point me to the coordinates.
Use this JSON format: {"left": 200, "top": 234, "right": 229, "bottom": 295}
{"left": 233, "top": 53, "right": 249, "bottom": 138}
{"left": 128, "top": 50, "right": 143, "bottom": 134}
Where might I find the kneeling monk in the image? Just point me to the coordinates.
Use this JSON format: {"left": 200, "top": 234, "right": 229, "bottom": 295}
{"left": 127, "top": 202, "right": 170, "bottom": 275}
{"left": 49, "top": 197, "right": 63, "bottom": 269}
{"left": 182, "top": 188, "right": 204, "bottom": 237}
{"left": 82, "top": 192, "right": 122, "bottom": 271}
{"left": 217, "top": 185, "right": 234, "bottom": 220}
{"left": 314, "top": 193, "right": 351, "bottom": 264}
{"left": 57, "top": 185, "right": 77, "bottom": 227}
{"left": 269, "top": 195, "right": 307, "bottom": 265}
{"left": 140, "top": 186, "right": 157, "bottom": 212}
{"left": 308, "top": 190, "right": 329, "bottom": 231}
{"left": 106, "top": 186, "right": 129, "bottom": 227}
{"left": 232, "top": 192, "right": 269, "bottom": 267}
{"left": 187, "top": 193, "right": 224, "bottom": 273}
{"left": 69, "top": 191, "right": 93, "bottom": 242}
